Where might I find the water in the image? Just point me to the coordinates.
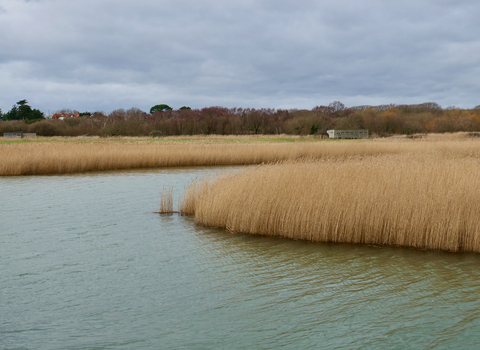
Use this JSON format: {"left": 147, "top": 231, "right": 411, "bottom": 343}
{"left": 1, "top": 168, "right": 480, "bottom": 349}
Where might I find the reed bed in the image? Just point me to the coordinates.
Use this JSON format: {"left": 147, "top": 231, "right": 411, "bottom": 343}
{"left": 2, "top": 133, "right": 480, "bottom": 176}
{"left": 178, "top": 149, "right": 480, "bottom": 253}
{"left": 0, "top": 139, "right": 400, "bottom": 175}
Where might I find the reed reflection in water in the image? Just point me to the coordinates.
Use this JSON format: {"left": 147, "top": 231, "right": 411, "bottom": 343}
{"left": 183, "top": 223, "right": 480, "bottom": 349}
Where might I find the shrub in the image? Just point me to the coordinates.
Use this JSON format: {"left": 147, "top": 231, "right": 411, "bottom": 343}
{"left": 149, "top": 130, "right": 163, "bottom": 138}
{"left": 0, "top": 120, "right": 29, "bottom": 134}
{"left": 28, "top": 120, "right": 60, "bottom": 136}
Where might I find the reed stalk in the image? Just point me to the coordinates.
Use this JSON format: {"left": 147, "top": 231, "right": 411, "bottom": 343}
{"left": 158, "top": 186, "right": 174, "bottom": 214}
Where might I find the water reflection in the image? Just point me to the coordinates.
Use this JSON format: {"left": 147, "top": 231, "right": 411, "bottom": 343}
{"left": 187, "top": 223, "right": 480, "bottom": 348}
{"left": 2, "top": 168, "right": 480, "bottom": 349}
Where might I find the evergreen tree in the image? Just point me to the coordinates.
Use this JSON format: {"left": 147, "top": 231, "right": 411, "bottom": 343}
{"left": 3, "top": 105, "right": 18, "bottom": 120}
{"left": 150, "top": 104, "right": 173, "bottom": 113}
{"left": 2, "top": 100, "right": 45, "bottom": 121}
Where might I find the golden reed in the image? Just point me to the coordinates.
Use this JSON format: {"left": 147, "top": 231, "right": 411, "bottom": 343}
{"left": 1, "top": 138, "right": 402, "bottom": 175}
{"left": 178, "top": 139, "right": 480, "bottom": 253}
{"left": 2, "top": 133, "right": 480, "bottom": 175}
{"left": 158, "top": 186, "right": 175, "bottom": 214}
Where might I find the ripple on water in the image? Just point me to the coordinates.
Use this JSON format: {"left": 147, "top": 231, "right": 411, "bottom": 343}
{"left": 1, "top": 169, "right": 480, "bottom": 349}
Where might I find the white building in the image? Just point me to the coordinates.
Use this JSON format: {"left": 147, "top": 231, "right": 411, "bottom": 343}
{"left": 326, "top": 130, "right": 369, "bottom": 139}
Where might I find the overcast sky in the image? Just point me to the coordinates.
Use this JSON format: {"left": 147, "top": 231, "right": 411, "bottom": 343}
{"left": 1, "top": 0, "right": 479, "bottom": 114}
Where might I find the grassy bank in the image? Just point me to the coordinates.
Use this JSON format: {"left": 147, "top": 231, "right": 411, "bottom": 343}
{"left": 0, "top": 134, "right": 325, "bottom": 144}
{"left": 177, "top": 137, "right": 480, "bottom": 253}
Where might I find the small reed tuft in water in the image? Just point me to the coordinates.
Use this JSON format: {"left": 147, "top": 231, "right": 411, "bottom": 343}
{"left": 158, "top": 186, "right": 175, "bottom": 214}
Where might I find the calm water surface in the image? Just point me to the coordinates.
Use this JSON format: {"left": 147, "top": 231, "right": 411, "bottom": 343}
{"left": 1, "top": 167, "right": 480, "bottom": 349}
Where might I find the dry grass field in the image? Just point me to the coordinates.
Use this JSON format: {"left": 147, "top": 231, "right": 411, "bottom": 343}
{"left": 176, "top": 133, "right": 480, "bottom": 252}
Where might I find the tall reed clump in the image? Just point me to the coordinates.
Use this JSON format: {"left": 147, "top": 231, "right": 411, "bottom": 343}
{"left": 158, "top": 186, "right": 174, "bottom": 214}
{"left": 179, "top": 153, "right": 480, "bottom": 253}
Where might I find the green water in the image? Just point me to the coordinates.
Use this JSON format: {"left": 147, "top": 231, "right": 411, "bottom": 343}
{"left": 1, "top": 168, "right": 480, "bottom": 349}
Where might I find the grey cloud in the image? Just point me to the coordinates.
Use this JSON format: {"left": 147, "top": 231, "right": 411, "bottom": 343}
{"left": 1, "top": 0, "right": 479, "bottom": 113}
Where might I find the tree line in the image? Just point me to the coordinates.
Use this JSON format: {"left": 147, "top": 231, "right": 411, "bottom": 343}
{"left": 2, "top": 101, "right": 480, "bottom": 137}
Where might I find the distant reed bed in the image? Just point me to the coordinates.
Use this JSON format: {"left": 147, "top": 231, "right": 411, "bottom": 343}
{"left": 0, "top": 138, "right": 402, "bottom": 175}
{"left": 2, "top": 133, "right": 480, "bottom": 176}
{"left": 178, "top": 143, "right": 480, "bottom": 253}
